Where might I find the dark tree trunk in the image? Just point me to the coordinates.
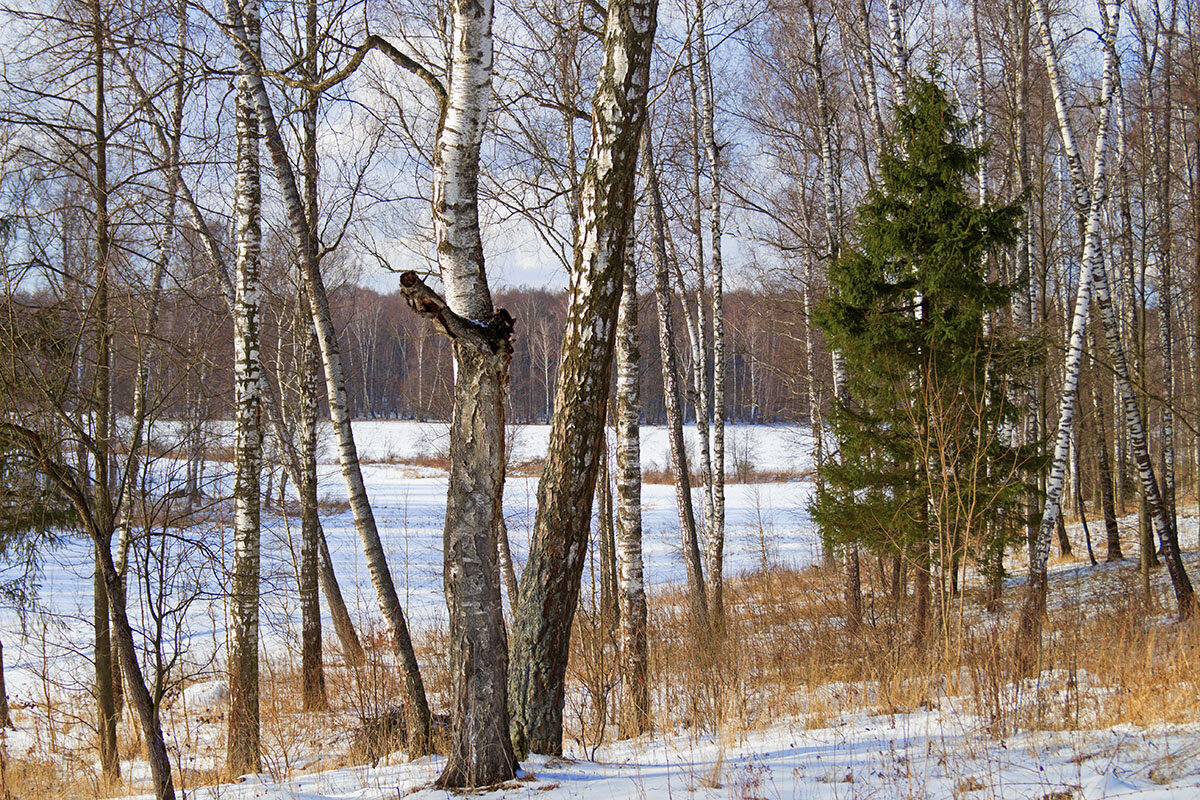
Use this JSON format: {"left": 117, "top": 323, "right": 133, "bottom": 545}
{"left": 299, "top": 299, "right": 326, "bottom": 710}
{"left": 508, "top": 0, "right": 659, "bottom": 756}
{"left": 1090, "top": 327, "right": 1122, "bottom": 560}
{"left": 436, "top": 342, "right": 517, "bottom": 787}
{"left": 95, "top": 543, "right": 119, "bottom": 780}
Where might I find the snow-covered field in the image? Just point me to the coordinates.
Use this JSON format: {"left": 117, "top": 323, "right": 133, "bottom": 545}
{"left": 120, "top": 709, "right": 1200, "bottom": 800}
{"left": 1, "top": 422, "right": 817, "bottom": 705}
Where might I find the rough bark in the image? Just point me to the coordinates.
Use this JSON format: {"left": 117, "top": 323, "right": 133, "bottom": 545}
{"left": 399, "top": 274, "right": 517, "bottom": 787}
{"left": 299, "top": 293, "right": 325, "bottom": 709}
{"left": 508, "top": 0, "right": 658, "bottom": 757}
{"left": 614, "top": 237, "right": 649, "bottom": 739}
{"left": 643, "top": 129, "right": 709, "bottom": 630}
{"left": 228, "top": 0, "right": 264, "bottom": 768}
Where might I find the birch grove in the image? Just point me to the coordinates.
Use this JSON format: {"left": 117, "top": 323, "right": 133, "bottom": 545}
{"left": 4, "top": 0, "right": 1200, "bottom": 789}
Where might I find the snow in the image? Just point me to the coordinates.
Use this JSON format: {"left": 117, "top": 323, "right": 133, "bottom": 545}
{"left": 182, "top": 679, "right": 230, "bottom": 709}
{"left": 109, "top": 712, "right": 1200, "bottom": 800}
{"left": 0, "top": 421, "right": 817, "bottom": 729}
{"left": 5, "top": 421, "right": 1200, "bottom": 799}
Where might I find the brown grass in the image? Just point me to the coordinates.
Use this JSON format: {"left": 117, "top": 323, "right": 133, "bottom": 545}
{"left": 564, "top": 548, "right": 1200, "bottom": 750}
{"left": 639, "top": 466, "right": 809, "bottom": 485}
{"left": 6, "top": 524, "right": 1199, "bottom": 799}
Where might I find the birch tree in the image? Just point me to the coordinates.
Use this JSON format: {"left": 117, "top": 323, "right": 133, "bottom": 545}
{"left": 226, "top": 0, "right": 264, "bottom": 774}
{"left": 695, "top": 0, "right": 727, "bottom": 630}
{"left": 508, "top": 0, "right": 660, "bottom": 757}
{"left": 396, "top": 0, "right": 518, "bottom": 782}
{"left": 614, "top": 231, "right": 649, "bottom": 738}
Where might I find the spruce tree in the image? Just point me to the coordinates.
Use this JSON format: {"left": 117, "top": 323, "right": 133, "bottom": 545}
{"left": 812, "top": 75, "right": 1039, "bottom": 605}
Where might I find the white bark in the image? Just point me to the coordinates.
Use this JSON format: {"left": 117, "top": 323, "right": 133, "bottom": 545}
{"left": 228, "top": 0, "right": 263, "bottom": 771}
{"left": 615, "top": 230, "right": 648, "bottom": 737}
{"left": 683, "top": 27, "right": 716, "bottom": 558}
{"left": 886, "top": 0, "right": 909, "bottom": 101}
{"left": 696, "top": 0, "right": 725, "bottom": 627}
{"left": 221, "top": 0, "right": 432, "bottom": 748}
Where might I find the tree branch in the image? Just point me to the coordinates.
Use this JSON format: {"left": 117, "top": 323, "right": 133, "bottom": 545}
{"left": 398, "top": 271, "right": 513, "bottom": 354}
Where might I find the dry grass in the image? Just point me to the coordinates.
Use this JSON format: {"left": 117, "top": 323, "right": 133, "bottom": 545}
{"left": 564, "top": 547, "right": 1200, "bottom": 750}
{"left": 6, "top": 522, "right": 1199, "bottom": 799}
{"left": 640, "top": 466, "right": 809, "bottom": 485}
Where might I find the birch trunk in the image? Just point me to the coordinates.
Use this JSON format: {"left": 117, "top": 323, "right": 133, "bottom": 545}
{"left": 1150, "top": 18, "right": 1178, "bottom": 540}
{"left": 1009, "top": 0, "right": 1040, "bottom": 556}
{"left": 228, "top": 0, "right": 264, "bottom": 769}
{"left": 408, "top": 0, "right": 517, "bottom": 783}
{"left": 221, "top": 0, "right": 432, "bottom": 749}
{"left": 644, "top": 129, "right": 709, "bottom": 629}
{"left": 508, "top": 0, "right": 659, "bottom": 756}
{"left": 614, "top": 236, "right": 649, "bottom": 738}
{"left": 696, "top": 0, "right": 726, "bottom": 630}
{"left": 683, "top": 28, "right": 715, "bottom": 564}
{"left": 886, "top": 0, "right": 909, "bottom": 99}
{"left": 804, "top": 0, "right": 860, "bottom": 626}
{"left": 497, "top": 513, "right": 520, "bottom": 612}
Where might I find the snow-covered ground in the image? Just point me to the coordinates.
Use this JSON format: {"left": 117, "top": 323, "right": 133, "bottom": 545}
{"left": 6, "top": 420, "right": 1200, "bottom": 799}
{"left": 117, "top": 711, "right": 1200, "bottom": 800}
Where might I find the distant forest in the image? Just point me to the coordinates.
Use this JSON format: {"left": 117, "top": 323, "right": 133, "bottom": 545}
{"left": 65, "top": 281, "right": 816, "bottom": 426}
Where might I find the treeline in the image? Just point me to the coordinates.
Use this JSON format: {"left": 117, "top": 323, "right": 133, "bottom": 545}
{"left": 6, "top": 278, "right": 813, "bottom": 427}
{"left": 337, "top": 285, "right": 812, "bottom": 424}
